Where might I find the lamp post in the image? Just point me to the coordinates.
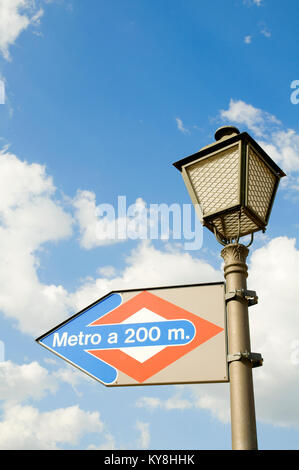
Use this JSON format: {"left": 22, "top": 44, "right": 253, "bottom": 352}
{"left": 173, "top": 126, "right": 285, "bottom": 450}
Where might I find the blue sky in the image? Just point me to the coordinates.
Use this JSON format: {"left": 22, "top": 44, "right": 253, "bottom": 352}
{"left": 0, "top": 0, "right": 299, "bottom": 450}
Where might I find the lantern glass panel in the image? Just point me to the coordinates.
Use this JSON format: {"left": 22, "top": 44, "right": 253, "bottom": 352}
{"left": 211, "top": 208, "right": 260, "bottom": 240}
{"left": 186, "top": 143, "right": 240, "bottom": 218}
{"left": 247, "top": 146, "right": 277, "bottom": 224}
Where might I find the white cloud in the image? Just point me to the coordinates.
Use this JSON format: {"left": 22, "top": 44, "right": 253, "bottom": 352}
{"left": 69, "top": 241, "right": 222, "bottom": 314}
{"left": 191, "top": 384, "right": 230, "bottom": 423}
{"left": 0, "top": 360, "right": 57, "bottom": 404}
{"left": 220, "top": 99, "right": 299, "bottom": 183}
{"left": 0, "top": 359, "right": 110, "bottom": 449}
{"left": 87, "top": 432, "right": 117, "bottom": 450}
{"left": 220, "top": 99, "right": 281, "bottom": 137}
{"left": 243, "top": 26, "right": 271, "bottom": 45}
{"left": 0, "top": 404, "right": 104, "bottom": 449}
{"left": 175, "top": 118, "right": 190, "bottom": 135}
{"left": 136, "top": 387, "right": 230, "bottom": 423}
{"left": 0, "top": 0, "right": 44, "bottom": 60}
{"left": 0, "top": 149, "right": 74, "bottom": 334}
{"left": 259, "top": 129, "right": 299, "bottom": 174}
{"left": 98, "top": 265, "right": 117, "bottom": 278}
{"left": 260, "top": 27, "right": 271, "bottom": 38}
{"left": 0, "top": 359, "right": 93, "bottom": 405}
{"left": 243, "top": 0, "right": 263, "bottom": 6}
{"left": 135, "top": 421, "right": 150, "bottom": 449}
{"left": 0, "top": 148, "right": 54, "bottom": 208}
{"left": 247, "top": 237, "right": 299, "bottom": 427}
{"left": 0, "top": 358, "right": 120, "bottom": 449}
{"left": 136, "top": 391, "right": 193, "bottom": 412}
{"left": 136, "top": 396, "right": 162, "bottom": 411}
{"left": 73, "top": 191, "right": 148, "bottom": 249}
{"left": 53, "top": 364, "right": 89, "bottom": 392}
{"left": 72, "top": 192, "right": 203, "bottom": 251}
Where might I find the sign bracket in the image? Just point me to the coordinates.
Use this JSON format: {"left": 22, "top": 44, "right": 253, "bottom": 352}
{"left": 225, "top": 289, "right": 258, "bottom": 307}
{"left": 227, "top": 351, "right": 263, "bottom": 368}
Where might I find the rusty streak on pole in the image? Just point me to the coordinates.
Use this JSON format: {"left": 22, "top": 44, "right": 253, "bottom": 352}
{"left": 221, "top": 243, "right": 258, "bottom": 450}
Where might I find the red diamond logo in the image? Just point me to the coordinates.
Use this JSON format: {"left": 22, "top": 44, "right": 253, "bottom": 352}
{"left": 87, "top": 290, "right": 223, "bottom": 383}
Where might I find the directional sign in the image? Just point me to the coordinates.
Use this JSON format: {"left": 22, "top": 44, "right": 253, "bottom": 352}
{"left": 36, "top": 283, "right": 228, "bottom": 386}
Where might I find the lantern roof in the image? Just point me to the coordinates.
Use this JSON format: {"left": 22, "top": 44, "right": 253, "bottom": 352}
{"left": 173, "top": 128, "right": 286, "bottom": 178}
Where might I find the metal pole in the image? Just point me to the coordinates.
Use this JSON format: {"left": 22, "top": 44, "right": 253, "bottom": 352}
{"left": 221, "top": 243, "right": 258, "bottom": 450}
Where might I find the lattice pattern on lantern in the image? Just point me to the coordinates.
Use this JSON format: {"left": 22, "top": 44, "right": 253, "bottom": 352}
{"left": 187, "top": 145, "right": 240, "bottom": 217}
{"left": 212, "top": 208, "right": 259, "bottom": 240}
{"left": 247, "top": 147, "right": 276, "bottom": 223}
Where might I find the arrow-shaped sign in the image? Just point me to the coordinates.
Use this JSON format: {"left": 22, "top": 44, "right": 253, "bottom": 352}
{"left": 36, "top": 285, "right": 227, "bottom": 386}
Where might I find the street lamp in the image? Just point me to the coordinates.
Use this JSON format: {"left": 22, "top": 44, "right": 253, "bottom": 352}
{"left": 173, "top": 126, "right": 285, "bottom": 246}
{"left": 173, "top": 126, "right": 285, "bottom": 450}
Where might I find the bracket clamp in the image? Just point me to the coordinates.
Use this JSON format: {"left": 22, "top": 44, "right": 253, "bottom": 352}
{"left": 227, "top": 351, "right": 263, "bottom": 368}
{"left": 225, "top": 289, "right": 258, "bottom": 307}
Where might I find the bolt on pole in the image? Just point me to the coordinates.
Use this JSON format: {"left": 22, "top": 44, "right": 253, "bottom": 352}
{"left": 221, "top": 243, "right": 258, "bottom": 450}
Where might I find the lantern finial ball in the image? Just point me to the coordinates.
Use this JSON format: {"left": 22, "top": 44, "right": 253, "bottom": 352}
{"left": 214, "top": 126, "right": 240, "bottom": 142}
